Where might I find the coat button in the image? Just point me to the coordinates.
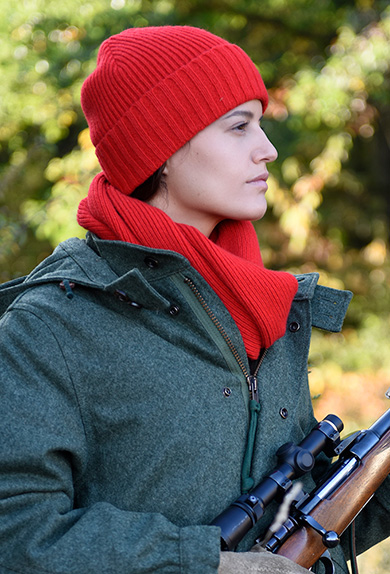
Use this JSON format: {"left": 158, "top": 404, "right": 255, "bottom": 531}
{"left": 169, "top": 304, "right": 180, "bottom": 316}
{"left": 223, "top": 387, "right": 232, "bottom": 398}
{"left": 279, "top": 407, "right": 289, "bottom": 419}
{"left": 144, "top": 256, "right": 159, "bottom": 268}
{"left": 289, "top": 321, "right": 300, "bottom": 332}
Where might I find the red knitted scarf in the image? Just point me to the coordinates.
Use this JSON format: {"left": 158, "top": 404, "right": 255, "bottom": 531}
{"left": 77, "top": 173, "right": 298, "bottom": 359}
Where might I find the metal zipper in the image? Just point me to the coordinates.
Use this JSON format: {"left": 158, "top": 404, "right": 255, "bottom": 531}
{"left": 183, "top": 276, "right": 267, "bottom": 402}
{"left": 247, "top": 349, "right": 267, "bottom": 403}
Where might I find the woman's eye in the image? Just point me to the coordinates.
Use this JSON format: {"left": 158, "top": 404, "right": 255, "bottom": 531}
{"left": 233, "top": 122, "right": 248, "bottom": 132}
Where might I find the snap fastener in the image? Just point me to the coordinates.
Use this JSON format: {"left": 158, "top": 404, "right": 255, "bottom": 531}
{"left": 289, "top": 321, "right": 300, "bottom": 333}
{"left": 144, "top": 256, "right": 159, "bottom": 269}
{"left": 223, "top": 387, "right": 232, "bottom": 398}
{"left": 114, "top": 290, "right": 142, "bottom": 308}
{"left": 129, "top": 301, "right": 142, "bottom": 309}
{"left": 279, "top": 407, "right": 289, "bottom": 419}
{"left": 169, "top": 304, "right": 180, "bottom": 316}
{"left": 114, "top": 289, "right": 130, "bottom": 303}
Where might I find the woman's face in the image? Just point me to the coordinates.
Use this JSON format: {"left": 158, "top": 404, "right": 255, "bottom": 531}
{"left": 149, "top": 99, "right": 278, "bottom": 236}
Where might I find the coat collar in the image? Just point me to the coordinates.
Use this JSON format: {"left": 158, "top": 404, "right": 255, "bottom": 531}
{"left": 0, "top": 235, "right": 352, "bottom": 332}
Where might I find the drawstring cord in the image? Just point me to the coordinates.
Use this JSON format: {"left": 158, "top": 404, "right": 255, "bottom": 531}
{"left": 241, "top": 400, "right": 261, "bottom": 493}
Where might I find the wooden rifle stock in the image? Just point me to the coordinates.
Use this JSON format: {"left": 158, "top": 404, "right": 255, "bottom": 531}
{"left": 273, "top": 414, "right": 390, "bottom": 569}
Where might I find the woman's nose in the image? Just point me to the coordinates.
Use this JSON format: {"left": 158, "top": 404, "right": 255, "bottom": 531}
{"left": 253, "top": 133, "right": 278, "bottom": 164}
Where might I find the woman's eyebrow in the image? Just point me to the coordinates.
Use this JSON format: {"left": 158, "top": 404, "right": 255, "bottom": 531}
{"left": 223, "top": 110, "right": 254, "bottom": 120}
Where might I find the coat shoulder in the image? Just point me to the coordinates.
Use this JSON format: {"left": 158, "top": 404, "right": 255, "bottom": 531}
{"left": 294, "top": 273, "right": 353, "bottom": 333}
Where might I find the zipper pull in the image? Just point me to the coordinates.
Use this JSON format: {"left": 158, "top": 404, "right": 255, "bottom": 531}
{"left": 247, "top": 375, "right": 259, "bottom": 403}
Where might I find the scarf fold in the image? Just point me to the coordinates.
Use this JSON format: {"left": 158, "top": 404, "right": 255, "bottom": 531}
{"left": 78, "top": 173, "right": 298, "bottom": 359}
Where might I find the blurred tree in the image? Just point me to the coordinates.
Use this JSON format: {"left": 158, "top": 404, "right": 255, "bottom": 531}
{"left": 1, "top": 0, "right": 390, "bottom": 398}
{"left": 1, "top": 0, "right": 390, "bottom": 569}
{"left": 1, "top": 0, "right": 388, "bottom": 280}
{"left": 1, "top": 0, "right": 389, "bottom": 372}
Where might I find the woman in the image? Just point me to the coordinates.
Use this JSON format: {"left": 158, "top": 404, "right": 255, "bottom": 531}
{"left": 0, "top": 25, "right": 389, "bottom": 574}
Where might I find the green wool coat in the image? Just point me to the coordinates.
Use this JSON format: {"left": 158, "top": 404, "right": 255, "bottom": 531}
{"left": 0, "top": 233, "right": 389, "bottom": 574}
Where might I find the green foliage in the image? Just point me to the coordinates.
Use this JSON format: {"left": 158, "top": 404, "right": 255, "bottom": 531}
{"left": 1, "top": 1, "right": 390, "bottom": 567}
{"left": 1, "top": 0, "right": 389, "bottom": 348}
{"left": 1, "top": 0, "right": 389, "bottom": 328}
{"left": 0, "top": 11, "right": 389, "bottom": 338}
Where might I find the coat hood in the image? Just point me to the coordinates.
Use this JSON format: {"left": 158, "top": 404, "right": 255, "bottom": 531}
{"left": 0, "top": 234, "right": 194, "bottom": 317}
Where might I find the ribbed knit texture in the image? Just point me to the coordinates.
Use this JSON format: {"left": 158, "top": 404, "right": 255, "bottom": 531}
{"left": 81, "top": 26, "right": 269, "bottom": 195}
{"left": 78, "top": 174, "right": 298, "bottom": 358}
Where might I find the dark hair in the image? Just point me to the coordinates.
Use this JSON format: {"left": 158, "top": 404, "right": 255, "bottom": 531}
{"left": 131, "top": 164, "right": 166, "bottom": 201}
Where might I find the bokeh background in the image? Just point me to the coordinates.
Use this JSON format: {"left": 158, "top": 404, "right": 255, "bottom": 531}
{"left": 1, "top": 0, "right": 390, "bottom": 571}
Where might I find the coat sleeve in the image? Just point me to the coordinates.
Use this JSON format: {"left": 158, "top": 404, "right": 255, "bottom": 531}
{"left": 0, "top": 306, "right": 221, "bottom": 574}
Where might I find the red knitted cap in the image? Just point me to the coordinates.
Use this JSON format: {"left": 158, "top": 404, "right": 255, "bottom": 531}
{"left": 81, "top": 26, "right": 268, "bottom": 195}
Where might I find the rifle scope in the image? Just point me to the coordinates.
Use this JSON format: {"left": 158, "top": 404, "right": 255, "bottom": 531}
{"left": 211, "top": 414, "right": 343, "bottom": 551}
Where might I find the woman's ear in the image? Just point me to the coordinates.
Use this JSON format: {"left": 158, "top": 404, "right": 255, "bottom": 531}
{"left": 162, "top": 162, "right": 168, "bottom": 176}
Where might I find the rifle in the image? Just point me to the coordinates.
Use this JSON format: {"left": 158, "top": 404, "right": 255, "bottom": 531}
{"left": 265, "top": 408, "right": 390, "bottom": 572}
{"left": 211, "top": 408, "right": 390, "bottom": 573}
{"left": 211, "top": 414, "right": 344, "bottom": 550}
